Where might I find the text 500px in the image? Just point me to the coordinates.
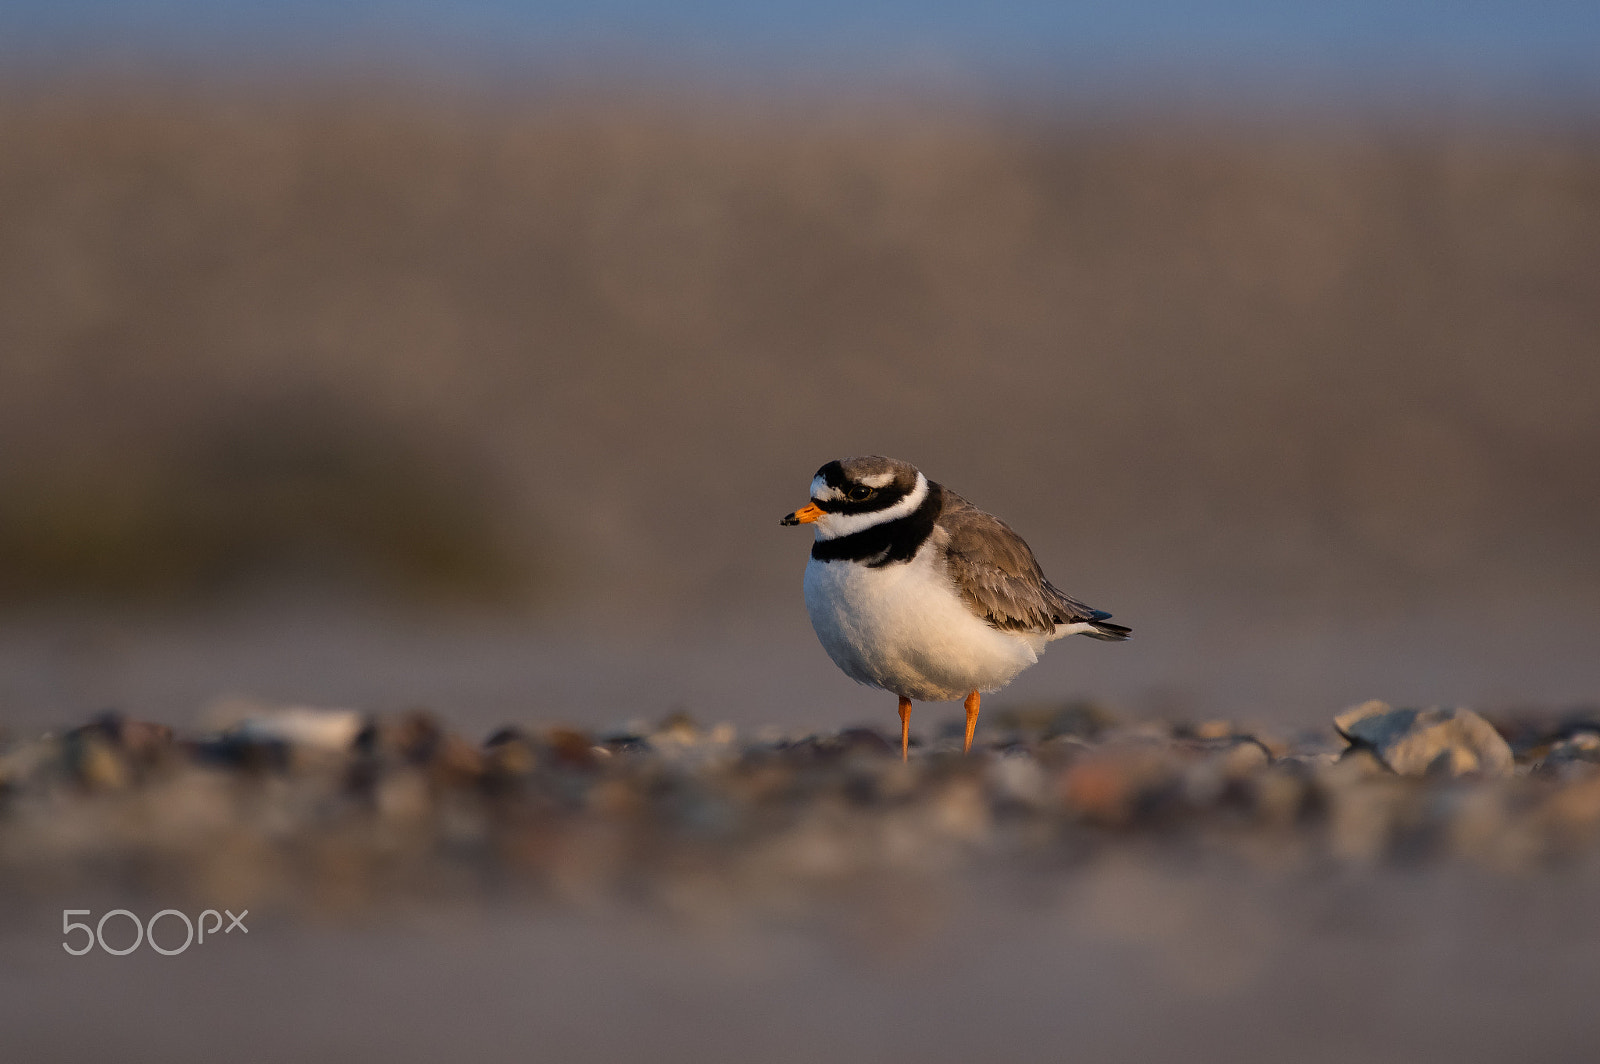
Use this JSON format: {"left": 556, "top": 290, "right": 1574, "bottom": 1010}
{"left": 62, "top": 909, "right": 248, "bottom": 956}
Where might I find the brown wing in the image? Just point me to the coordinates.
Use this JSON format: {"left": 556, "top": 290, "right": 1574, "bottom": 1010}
{"left": 937, "top": 487, "right": 1109, "bottom": 634}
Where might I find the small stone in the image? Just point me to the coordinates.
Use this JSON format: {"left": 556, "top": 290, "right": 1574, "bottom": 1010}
{"left": 71, "top": 712, "right": 174, "bottom": 766}
{"left": 65, "top": 731, "right": 129, "bottom": 790}
{"left": 1181, "top": 739, "right": 1271, "bottom": 806}
{"left": 991, "top": 701, "right": 1116, "bottom": 740}
{"left": 1220, "top": 740, "right": 1271, "bottom": 778}
{"left": 482, "top": 727, "right": 539, "bottom": 784}
{"left": 64, "top": 711, "right": 175, "bottom": 782}
{"left": 1534, "top": 731, "right": 1600, "bottom": 778}
{"left": 430, "top": 734, "right": 486, "bottom": 786}
{"left": 828, "top": 728, "right": 896, "bottom": 758}
{"left": 391, "top": 710, "right": 445, "bottom": 764}
{"left": 654, "top": 711, "right": 699, "bottom": 742}
{"left": 235, "top": 707, "right": 367, "bottom": 752}
{"left": 1333, "top": 701, "right": 1514, "bottom": 779}
{"left": 544, "top": 727, "right": 599, "bottom": 770}
{"left": 1060, "top": 757, "right": 1137, "bottom": 824}
{"left": 1330, "top": 746, "right": 1391, "bottom": 779}
{"left": 600, "top": 733, "right": 652, "bottom": 755}
{"left": 1058, "top": 745, "right": 1178, "bottom": 826}
{"left": 986, "top": 752, "right": 1048, "bottom": 808}
{"left": 774, "top": 729, "right": 897, "bottom": 763}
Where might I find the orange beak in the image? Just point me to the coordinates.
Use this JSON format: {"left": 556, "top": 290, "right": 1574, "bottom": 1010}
{"left": 781, "top": 502, "right": 825, "bottom": 526}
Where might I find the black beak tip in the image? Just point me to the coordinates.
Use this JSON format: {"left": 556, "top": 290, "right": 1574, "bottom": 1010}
{"left": 780, "top": 513, "right": 799, "bottom": 526}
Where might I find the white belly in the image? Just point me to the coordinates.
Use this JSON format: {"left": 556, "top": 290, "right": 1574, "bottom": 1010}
{"left": 803, "top": 547, "right": 1050, "bottom": 702}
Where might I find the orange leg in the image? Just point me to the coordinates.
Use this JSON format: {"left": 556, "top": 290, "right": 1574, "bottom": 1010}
{"left": 963, "top": 690, "right": 981, "bottom": 754}
{"left": 898, "top": 697, "right": 913, "bottom": 762}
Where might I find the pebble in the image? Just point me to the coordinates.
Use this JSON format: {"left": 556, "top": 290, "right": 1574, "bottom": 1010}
{"left": 1334, "top": 701, "right": 1515, "bottom": 779}
{"left": 1534, "top": 731, "right": 1600, "bottom": 778}
{"left": 234, "top": 707, "right": 368, "bottom": 752}
{"left": 0, "top": 699, "right": 1594, "bottom": 913}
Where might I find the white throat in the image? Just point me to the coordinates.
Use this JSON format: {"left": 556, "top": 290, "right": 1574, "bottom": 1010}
{"left": 812, "top": 472, "right": 929, "bottom": 540}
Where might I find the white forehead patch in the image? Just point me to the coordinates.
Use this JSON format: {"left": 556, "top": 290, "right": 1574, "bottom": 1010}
{"left": 809, "top": 475, "right": 844, "bottom": 502}
{"left": 858, "top": 472, "right": 896, "bottom": 489}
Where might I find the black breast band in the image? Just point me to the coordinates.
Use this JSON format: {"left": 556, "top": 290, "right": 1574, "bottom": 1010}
{"left": 810, "top": 483, "right": 942, "bottom": 568}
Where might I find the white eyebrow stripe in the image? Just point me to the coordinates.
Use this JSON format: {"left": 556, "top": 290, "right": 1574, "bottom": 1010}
{"left": 810, "top": 475, "right": 844, "bottom": 502}
{"left": 858, "top": 472, "right": 895, "bottom": 488}
{"left": 813, "top": 472, "right": 928, "bottom": 540}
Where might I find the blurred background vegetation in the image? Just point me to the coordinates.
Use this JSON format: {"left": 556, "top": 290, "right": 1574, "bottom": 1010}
{"left": 3, "top": 90, "right": 1596, "bottom": 614}
{"left": 0, "top": 2, "right": 1597, "bottom": 725}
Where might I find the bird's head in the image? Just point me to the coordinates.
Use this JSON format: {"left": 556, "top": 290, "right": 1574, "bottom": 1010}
{"left": 781, "top": 456, "right": 928, "bottom": 539}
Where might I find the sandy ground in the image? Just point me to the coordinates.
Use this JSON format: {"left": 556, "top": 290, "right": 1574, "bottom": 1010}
{"left": 5, "top": 866, "right": 1600, "bottom": 1064}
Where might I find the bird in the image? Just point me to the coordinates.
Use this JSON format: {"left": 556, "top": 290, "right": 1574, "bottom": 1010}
{"left": 782, "top": 455, "right": 1129, "bottom": 760}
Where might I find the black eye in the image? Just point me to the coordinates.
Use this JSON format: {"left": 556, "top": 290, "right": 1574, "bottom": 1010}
{"left": 847, "top": 485, "right": 873, "bottom": 502}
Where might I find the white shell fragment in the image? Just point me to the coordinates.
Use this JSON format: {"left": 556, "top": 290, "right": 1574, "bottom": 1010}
{"left": 1334, "top": 700, "right": 1514, "bottom": 779}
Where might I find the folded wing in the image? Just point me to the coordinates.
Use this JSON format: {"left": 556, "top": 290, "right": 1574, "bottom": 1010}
{"left": 938, "top": 488, "right": 1129, "bottom": 639}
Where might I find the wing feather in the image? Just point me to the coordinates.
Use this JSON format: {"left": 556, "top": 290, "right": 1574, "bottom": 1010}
{"left": 937, "top": 488, "right": 1109, "bottom": 634}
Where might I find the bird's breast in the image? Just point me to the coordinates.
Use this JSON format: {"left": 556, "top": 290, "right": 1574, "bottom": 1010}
{"left": 801, "top": 547, "right": 1042, "bottom": 701}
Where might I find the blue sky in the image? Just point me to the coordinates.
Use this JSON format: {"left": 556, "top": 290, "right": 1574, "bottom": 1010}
{"left": 5, "top": 0, "right": 1600, "bottom": 102}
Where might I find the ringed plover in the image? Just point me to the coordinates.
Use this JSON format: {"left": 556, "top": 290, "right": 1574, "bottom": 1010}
{"left": 782, "top": 456, "right": 1129, "bottom": 759}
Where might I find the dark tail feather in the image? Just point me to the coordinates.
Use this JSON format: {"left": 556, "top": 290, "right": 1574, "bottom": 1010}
{"left": 1083, "top": 611, "right": 1131, "bottom": 641}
